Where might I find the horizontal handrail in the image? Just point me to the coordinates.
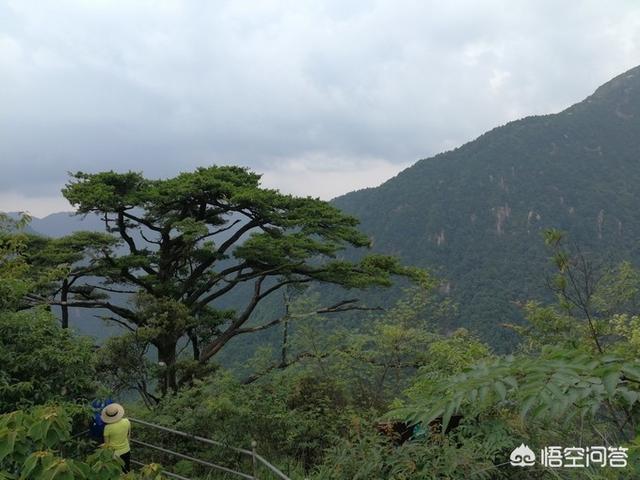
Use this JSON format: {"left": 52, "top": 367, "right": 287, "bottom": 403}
{"left": 132, "top": 439, "right": 255, "bottom": 480}
{"left": 253, "top": 452, "right": 291, "bottom": 480}
{"left": 130, "top": 417, "right": 253, "bottom": 455}
{"left": 129, "top": 417, "right": 292, "bottom": 480}
{"left": 130, "top": 459, "right": 193, "bottom": 480}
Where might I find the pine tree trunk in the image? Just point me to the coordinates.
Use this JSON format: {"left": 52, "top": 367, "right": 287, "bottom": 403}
{"left": 60, "top": 279, "right": 69, "bottom": 329}
{"left": 157, "top": 340, "right": 178, "bottom": 395}
{"left": 188, "top": 328, "right": 200, "bottom": 361}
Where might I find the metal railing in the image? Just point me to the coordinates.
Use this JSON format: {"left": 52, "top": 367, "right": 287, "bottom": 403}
{"left": 131, "top": 459, "right": 193, "bottom": 480}
{"left": 129, "top": 417, "right": 292, "bottom": 480}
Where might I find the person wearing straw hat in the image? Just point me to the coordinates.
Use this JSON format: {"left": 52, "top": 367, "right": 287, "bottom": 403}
{"left": 101, "top": 403, "right": 131, "bottom": 472}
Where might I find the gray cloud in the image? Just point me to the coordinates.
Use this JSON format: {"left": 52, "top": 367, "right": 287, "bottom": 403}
{"left": 1, "top": 0, "right": 640, "bottom": 216}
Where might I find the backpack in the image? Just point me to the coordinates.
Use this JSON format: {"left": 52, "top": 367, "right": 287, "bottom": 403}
{"left": 89, "top": 398, "right": 113, "bottom": 440}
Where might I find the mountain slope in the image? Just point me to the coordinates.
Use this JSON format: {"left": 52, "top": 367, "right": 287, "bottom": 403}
{"left": 29, "top": 212, "right": 105, "bottom": 238}
{"left": 334, "top": 65, "right": 640, "bottom": 349}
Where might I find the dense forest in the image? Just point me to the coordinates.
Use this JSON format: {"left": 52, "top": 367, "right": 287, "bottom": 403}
{"left": 3, "top": 161, "right": 640, "bottom": 479}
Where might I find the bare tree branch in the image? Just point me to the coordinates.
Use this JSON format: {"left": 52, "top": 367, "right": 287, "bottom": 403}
{"left": 234, "top": 299, "right": 383, "bottom": 335}
{"left": 242, "top": 352, "right": 330, "bottom": 385}
{"left": 182, "top": 219, "right": 261, "bottom": 294}
{"left": 139, "top": 229, "right": 161, "bottom": 245}
{"left": 194, "top": 219, "right": 242, "bottom": 243}
{"left": 75, "top": 285, "right": 138, "bottom": 295}
{"left": 97, "top": 315, "right": 136, "bottom": 332}
{"left": 121, "top": 211, "right": 163, "bottom": 232}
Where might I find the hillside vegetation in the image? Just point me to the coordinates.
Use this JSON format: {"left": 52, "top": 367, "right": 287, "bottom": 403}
{"left": 334, "top": 65, "right": 640, "bottom": 349}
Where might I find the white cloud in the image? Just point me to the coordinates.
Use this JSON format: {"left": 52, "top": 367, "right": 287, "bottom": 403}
{"left": 1, "top": 0, "right": 640, "bottom": 215}
{"left": 261, "top": 154, "right": 411, "bottom": 200}
{"left": 0, "top": 192, "right": 72, "bottom": 218}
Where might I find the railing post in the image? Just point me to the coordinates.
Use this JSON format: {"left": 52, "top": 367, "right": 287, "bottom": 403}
{"left": 251, "top": 440, "right": 258, "bottom": 480}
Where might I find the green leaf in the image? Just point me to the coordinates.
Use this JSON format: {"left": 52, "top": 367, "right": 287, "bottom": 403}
{"left": 19, "top": 452, "right": 42, "bottom": 480}
{"left": 478, "top": 385, "right": 490, "bottom": 403}
{"left": 0, "top": 430, "right": 16, "bottom": 463}
{"left": 519, "top": 394, "right": 537, "bottom": 419}
{"left": 502, "top": 376, "right": 518, "bottom": 389}
{"left": 530, "top": 403, "right": 549, "bottom": 420}
{"left": 493, "top": 381, "right": 507, "bottom": 401}
{"left": 441, "top": 402, "right": 455, "bottom": 433}
{"left": 619, "top": 388, "right": 639, "bottom": 406}
{"left": 622, "top": 365, "right": 640, "bottom": 381}
{"left": 603, "top": 371, "right": 620, "bottom": 397}
{"left": 545, "top": 381, "right": 563, "bottom": 400}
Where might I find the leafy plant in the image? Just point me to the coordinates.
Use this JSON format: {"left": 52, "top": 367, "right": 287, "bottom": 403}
{"left": 395, "top": 346, "right": 640, "bottom": 439}
{"left": 0, "top": 309, "right": 96, "bottom": 413}
{"left": 0, "top": 405, "right": 166, "bottom": 479}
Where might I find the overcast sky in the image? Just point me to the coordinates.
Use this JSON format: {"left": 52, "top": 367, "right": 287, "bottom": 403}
{"left": 1, "top": 0, "right": 640, "bottom": 217}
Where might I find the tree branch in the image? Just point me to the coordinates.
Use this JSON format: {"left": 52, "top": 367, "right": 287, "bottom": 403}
{"left": 102, "top": 250, "right": 155, "bottom": 294}
{"left": 194, "top": 219, "right": 242, "bottom": 243}
{"left": 242, "top": 352, "right": 330, "bottom": 385}
{"left": 46, "top": 299, "right": 139, "bottom": 323}
{"left": 97, "top": 315, "right": 136, "bottom": 332}
{"left": 117, "top": 211, "right": 140, "bottom": 254}
{"left": 182, "top": 219, "right": 261, "bottom": 293}
{"left": 121, "top": 211, "right": 163, "bottom": 232}
{"left": 185, "top": 262, "right": 249, "bottom": 306}
{"left": 139, "top": 229, "right": 162, "bottom": 246}
{"left": 233, "top": 299, "right": 383, "bottom": 336}
{"left": 89, "top": 284, "right": 139, "bottom": 294}
{"left": 315, "top": 299, "right": 384, "bottom": 314}
{"left": 199, "top": 283, "right": 368, "bottom": 364}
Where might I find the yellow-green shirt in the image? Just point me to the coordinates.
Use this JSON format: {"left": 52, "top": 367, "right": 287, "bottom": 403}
{"left": 104, "top": 418, "right": 131, "bottom": 456}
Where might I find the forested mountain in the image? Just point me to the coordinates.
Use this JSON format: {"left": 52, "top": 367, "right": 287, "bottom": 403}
{"left": 334, "top": 65, "right": 640, "bottom": 349}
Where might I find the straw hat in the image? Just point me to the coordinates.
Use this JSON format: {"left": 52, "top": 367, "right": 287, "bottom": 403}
{"left": 101, "top": 403, "right": 125, "bottom": 424}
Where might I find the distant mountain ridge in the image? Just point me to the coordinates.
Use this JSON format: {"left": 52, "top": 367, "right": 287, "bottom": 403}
{"left": 333, "top": 65, "right": 640, "bottom": 349}
{"left": 4, "top": 211, "right": 104, "bottom": 238}
{"left": 29, "top": 212, "right": 105, "bottom": 237}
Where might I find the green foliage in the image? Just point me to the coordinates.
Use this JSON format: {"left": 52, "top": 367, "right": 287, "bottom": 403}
{"left": 133, "top": 293, "right": 194, "bottom": 345}
{"left": 51, "top": 166, "right": 419, "bottom": 395}
{"left": 595, "top": 261, "right": 640, "bottom": 316}
{"left": 311, "top": 419, "right": 514, "bottom": 480}
{"left": 316, "top": 285, "right": 464, "bottom": 409}
{"left": 81, "top": 290, "right": 385, "bottom": 474}
{"left": 0, "top": 309, "right": 96, "bottom": 413}
{"left": 413, "top": 328, "right": 492, "bottom": 380}
{"left": 0, "top": 405, "right": 165, "bottom": 479}
{"left": 240, "top": 282, "right": 460, "bottom": 411}
{"left": 0, "top": 214, "right": 116, "bottom": 335}
{"left": 395, "top": 347, "right": 640, "bottom": 437}
{"left": 506, "top": 301, "right": 584, "bottom": 352}
{"left": 95, "top": 333, "right": 157, "bottom": 407}
{"left": 609, "top": 314, "right": 640, "bottom": 357}
{"left": 23, "top": 231, "right": 119, "bottom": 299}
{"left": 0, "top": 214, "right": 33, "bottom": 312}
{"left": 377, "top": 238, "right": 640, "bottom": 478}
{"left": 26, "top": 231, "right": 117, "bottom": 271}
{"left": 129, "top": 285, "right": 492, "bottom": 477}
{"left": 135, "top": 370, "right": 354, "bottom": 476}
